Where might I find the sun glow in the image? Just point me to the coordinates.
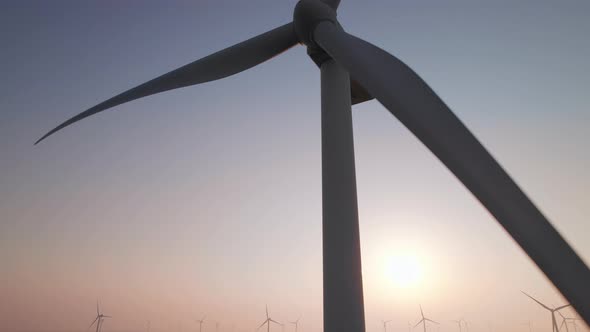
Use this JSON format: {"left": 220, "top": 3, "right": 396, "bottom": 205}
{"left": 385, "top": 253, "right": 423, "bottom": 288}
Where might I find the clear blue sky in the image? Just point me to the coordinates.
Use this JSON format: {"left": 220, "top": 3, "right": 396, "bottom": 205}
{"left": 1, "top": 1, "right": 589, "bottom": 332}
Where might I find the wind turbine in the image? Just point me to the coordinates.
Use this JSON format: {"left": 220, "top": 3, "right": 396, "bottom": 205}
{"left": 196, "top": 316, "right": 206, "bottom": 332}
{"left": 558, "top": 312, "right": 570, "bottom": 332}
{"left": 451, "top": 319, "right": 462, "bottom": 332}
{"left": 382, "top": 320, "right": 391, "bottom": 332}
{"left": 414, "top": 305, "right": 439, "bottom": 332}
{"left": 89, "top": 301, "right": 111, "bottom": 332}
{"left": 35, "top": 0, "right": 590, "bottom": 328}
{"left": 289, "top": 317, "right": 301, "bottom": 332}
{"left": 558, "top": 312, "right": 583, "bottom": 332}
{"left": 257, "top": 306, "right": 282, "bottom": 332}
{"left": 522, "top": 291, "right": 571, "bottom": 332}
{"left": 522, "top": 321, "right": 532, "bottom": 332}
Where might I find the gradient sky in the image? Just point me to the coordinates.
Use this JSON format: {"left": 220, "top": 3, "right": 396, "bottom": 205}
{"left": 1, "top": 1, "right": 590, "bottom": 332}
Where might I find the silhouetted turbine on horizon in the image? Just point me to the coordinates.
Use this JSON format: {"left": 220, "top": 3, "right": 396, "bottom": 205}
{"left": 35, "top": 0, "right": 590, "bottom": 328}
{"left": 257, "top": 306, "right": 282, "bottom": 332}
{"left": 522, "top": 291, "right": 571, "bottom": 332}
{"left": 414, "top": 305, "right": 439, "bottom": 332}
{"left": 89, "top": 301, "right": 111, "bottom": 332}
{"left": 558, "top": 311, "right": 582, "bottom": 332}
{"left": 288, "top": 317, "right": 301, "bottom": 332}
{"left": 451, "top": 319, "right": 463, "bottom": 332}
{"left": 382, "top": 320, "right": 391, "bottom": 332}
{"left": 196, "top": 316, "right": 206, "bottom": 332}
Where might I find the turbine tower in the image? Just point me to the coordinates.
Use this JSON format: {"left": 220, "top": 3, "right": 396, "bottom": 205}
{"left": 289, "top": 317, "right": 301, "bottom": 332}
{"left": 89, "top": 301, "right": 111, "bottom": 332}
{"left": 196, "top": 316, "right": 206, "bottom": 332}
{"left": 35, "top": 0, "right": 590, "bottom": 328}
{"left": 257, "top": 306, "right": 282, "bottom": 332}
{"left": 414, "top": 305, "right": 439, "bottom": 332}
{"left": 522, "top": 291, "right": 570, "bottom": 332}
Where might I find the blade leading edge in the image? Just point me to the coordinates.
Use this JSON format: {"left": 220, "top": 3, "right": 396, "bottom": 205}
{"left": 313, "top": 20, "right": 590, "bottom": 323}
{"left": 35, "top": 22, "right": 298, "bottom": 145}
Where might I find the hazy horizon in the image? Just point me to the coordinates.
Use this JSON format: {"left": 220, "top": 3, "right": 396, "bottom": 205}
{"left": 2, "top": 1, "right": 590, "bottom": 332}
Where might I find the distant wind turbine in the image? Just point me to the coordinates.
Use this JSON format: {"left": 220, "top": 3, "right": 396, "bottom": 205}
{"left": 558, "top": 311, "right": 581, "bottom": 332}
{"left": 522, "top": 321, "right": 532, "bottom": 332}
{"left": 382, "top": 320, "right": 391, "bottom": 332}
{"left": 463, "top": 319, "right": 470, "bottom": 332}
{"left": 196, "top": 316, "right": 206, "bottom": 332}
{"left": 257, "top": 306, "right": 282, "bottom": 332}
{"left": 451, "top": 319, "right": 463, "bottom": 332}
{"left": 414, "top": 305, "right": 439, "bottom": 332}
{"left": 288, "top": 317, "right": 301, "bottom": 332}
{"left": 522, "top": 291, "right": 571, "bottom": 332}
{"left": 89, "top": 301, "right": 111, "bottom": 332}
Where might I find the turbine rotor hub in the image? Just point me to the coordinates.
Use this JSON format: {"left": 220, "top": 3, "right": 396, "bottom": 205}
{"left": 293, "top": 0, "right": 338, "bottom": 49}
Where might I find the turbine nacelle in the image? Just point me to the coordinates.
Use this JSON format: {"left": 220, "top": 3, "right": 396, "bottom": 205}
{"left": 293, "top": 0, "right": 337, "bottom": 49}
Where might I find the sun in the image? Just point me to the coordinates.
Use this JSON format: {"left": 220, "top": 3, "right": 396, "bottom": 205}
{"left": 385, "top": 253, "right": 423, "bottom": 288}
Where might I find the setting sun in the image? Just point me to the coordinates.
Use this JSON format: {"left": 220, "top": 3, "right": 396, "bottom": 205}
{"left": 385, "top": 254, "right": 423, "bottom": 288}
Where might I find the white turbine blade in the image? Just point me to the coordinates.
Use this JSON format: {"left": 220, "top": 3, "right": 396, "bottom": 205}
{"left": 426, "top": 319, "right": 440, "bottom": 325}
{"left": 556, "top": 304, "right": 572, "bottom": 311}
{"left": 420, "top": 305, "right": 425, "bottom": 319}
{"left": 35, "top": 22, "right": 299, "bottom": 145}
{"left": 521, "top": 291, "right": 552, "bottom": 310}
{"left": 312, "top": 18, "right": 590, "bottom": 324}
{"left": 89, "top": 316, "right": 99, "bottom": 329}
{"left": 270, "top": 319, "right": 282, "bottom": 325}
{"left": 257, "top": 319, "right": 269, "bottom": 330}
{"left": 414, "top": 319, "right": 425, "bottom": 328}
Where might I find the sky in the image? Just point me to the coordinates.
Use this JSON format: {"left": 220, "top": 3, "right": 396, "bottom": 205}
{"left": 1, "top": 1, "right": 590, "bottom": 332}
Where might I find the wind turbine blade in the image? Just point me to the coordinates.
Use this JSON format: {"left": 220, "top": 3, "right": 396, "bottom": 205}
{"left": 556, "top": 304, "right": 572, "bottom": 311}
{"left": 35, "top": 22, "right": 298, "bottom": 145}
{"left": 89, "top": 317, "right": 99, "bottom": 329}
{"left": 270, "top": 319, "right": 282, "bottom": 325}
{"left": 96, "top": 301, "right": 99, "bottom": 315}
{"left": 257, "top": 320, "right": 269, "bottom": 330}
{"left": 313, "top": 20, "right": 590, "bottom": 323}
{"left": 414, "top": 319, "right": 425, "bottom": 328}
{"left": 426, "top": 319, "right": 440, "bottom": 325}
{"left": 521, "top": 291, "right": 552, "bottom": 310}
{"left": 420, "top": 305, "right": 424, "bottom": 319}
{"left": 266, "top": 305, "right": 269, "bottom": 319}
{"left": 103, "top": 315, "right": 112, "bottom": 318}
